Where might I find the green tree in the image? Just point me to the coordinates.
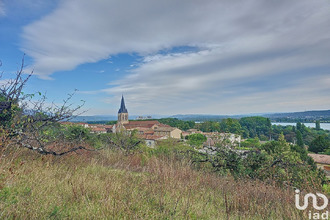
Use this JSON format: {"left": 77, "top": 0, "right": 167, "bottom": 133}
{"left": 157, "top": 118, "right": 195, "bottom": 131}
{"left": 0, "top": 57, "right": 88, "bottom": 156}
{"left": 199, "top": 121, "right": 220, "bottom": 132}
{"left": 186, "top": 133, "right": 207, "bottom": 146}
{"left": 192, "top": 133, "right": 325, "bottom": 188}
{"left": 65, "top": 125, "right": 91, "bottom": 142}
{"left": 266, "top": 118, "right": 272, "bottom": 140}
{"left": 240, "top": 137, "right": 261, "bottom": 148}
{"left": 220, "top": 118, "right": 242, "bottom": 134}
{"left": 296, "top": 130, "right": 304, "bottom": 147}
{"left": 309, "top": 135, "right": 330, "bottom": 154}
{"left": 239, "top": 116, "right": 272, "bottom": 139}
{"left": 296, "top": 122, "right": 302, "bottom": 132}
{"left": 315, "top": 120, "right": 321, "bottom": 130}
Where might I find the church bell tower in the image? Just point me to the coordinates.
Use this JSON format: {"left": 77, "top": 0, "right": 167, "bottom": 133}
{"left": 118, "top": 95, "right": 128, "bottom": 124}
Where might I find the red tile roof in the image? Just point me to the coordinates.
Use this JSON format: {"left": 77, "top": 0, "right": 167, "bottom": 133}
{"left": 127, "top": 120, "right": 160, "bottom": 125}
{"left": 308, "top": 154, "right": 330, "bottom": 165}
{"left": 104, "top": 125, "right": 113, "bottom": 129}
{"left": 138, "top": 134, "right": 165, "bottom": 140}
{"left": 124, "top": 121, "right": 160, "bottom": 129}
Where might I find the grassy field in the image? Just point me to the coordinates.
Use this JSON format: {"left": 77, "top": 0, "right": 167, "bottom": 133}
{"left": 0, "top": 146, "right": 319, "bottom": 219}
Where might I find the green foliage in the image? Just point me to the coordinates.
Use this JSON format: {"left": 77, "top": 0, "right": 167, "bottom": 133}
{"left": 296, "top": 130, "right": 304, "bottom": 147}
{"left": 324, "top": 149, "right": 330, "bottom": 155}
{"left": 190, "top": 133, "right": 325, "bottom": 189}
{"left": 257, "top": 136, "right": 324, "bottom": 188}
{"left": 262, "top": 134, "right": 291, "bottom": 155}
{"left": 219, "top": 118, "right": 242, "bottom": 134}
{"left": 316, "top": 120, "right": 321, "bottom": 130}
{"left": 270, "top": 123, "right": 329, "bottom": 147}
{"left": 106, "top": 120, "right": 117, "bottom": 125}
{"left": 157, "top": 118, "right": 195, "bottom": 131}
{"left": 148, "top": 139, "right": 191, "bottom": 158}
{"left": 323, "top": 184, "right": 330, "bottom": 195}
{"left": 239, "top": 116, "right": 272, "bottom": 139}
{"left": 240, "top": 137, "right": 261, "bottom": 148}
{"left": 186, "top": 133, "right": 206, "bottom": 146}
{"left": 296, "top": 122, "right": 302, "bottom": 132}
{"left": 65, "top": 125, "right": 91, "bottom": 141}
{"left": 108, "top": 130, "right": 143, "bottom": 154}
{"left": 39, "top": 124, "right": 92, "bottom": 144}
{"left": 196, "top": 121, "right": 220, "bottom": 132}
{"left": 0, "top": 101, "right": 20, "bottom": 129}
{"left": 309, "top": 135, "right": 330, "bottom": 154}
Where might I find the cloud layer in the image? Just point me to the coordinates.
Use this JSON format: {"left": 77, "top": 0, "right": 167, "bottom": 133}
{"left": 21, "top": 0, "right": 330, "bottom": 114}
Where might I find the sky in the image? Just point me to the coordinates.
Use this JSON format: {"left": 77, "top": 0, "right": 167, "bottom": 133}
{"left": 0, "top": 0, "right": 329, "bottom": 116}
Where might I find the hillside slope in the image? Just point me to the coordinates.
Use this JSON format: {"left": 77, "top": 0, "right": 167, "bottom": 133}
{"left": 0, "top": 148, "right": 308, "bottom": 219}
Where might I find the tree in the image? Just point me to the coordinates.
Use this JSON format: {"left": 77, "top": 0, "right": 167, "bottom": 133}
{"left": 191, "top": 134, "right": 325, "bottom": 188}
{"left": 104, "top": 130, "right": 142, "bottom": 155}
{"left": 296, "top": 130, "right": 304, "bottom": 148}
{"left": 296, "top": 122, "right": 302, "bottom": 132}
{"left": 315, "top": 120, "right": 321, "bottom": 130}
{"left": 239, "top": 116, "right": 272, "bottom": 139}
{"left": 186, "top": 133, "right": 207, "bottom": 146}
{"left": 157, "top": 118, "right": 195, "bottom": 131}
{"left": 309, "top": 135, "right": 330, "bottom": 154}
{"left": 220, "top": 118, "right": 242, "bottom": 134}
{"left": 0, "top": 57, "right": 90, "bottom": 156}
{"left": 198, "top": 121, "right": 220, "bottom": 132}
{"left": 266, "top": 118, "right": 272, "bottom": 140}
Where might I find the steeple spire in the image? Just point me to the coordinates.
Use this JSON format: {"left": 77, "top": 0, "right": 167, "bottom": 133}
{"left": 118, "top": 95, "right": 128, "bottom": 113}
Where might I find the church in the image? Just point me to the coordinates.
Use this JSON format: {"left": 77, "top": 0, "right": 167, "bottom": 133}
{"left": 113, "top": 96, "right": 182, "bottom": 140}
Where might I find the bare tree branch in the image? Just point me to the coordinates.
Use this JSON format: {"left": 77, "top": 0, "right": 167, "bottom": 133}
{"left": 1, "top": 56, "right": 90, "bottom": 156}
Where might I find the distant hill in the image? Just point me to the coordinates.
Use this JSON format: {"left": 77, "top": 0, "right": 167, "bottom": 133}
{"left": 169, "top": 113, "right": 259, "bottom": 121}
{"left": 169, "top": 110, "right": 330, "bottom": 122}
{"left": 70, "top": 115, "right": 118, "bottom": 122}
{"left": 70, "top": 110, "right": 330, "bottom": 123}
{"left": 70, "top": 114, "right": 167, "bottom": 123}
{"left": 264, "top": 110, "right": 330, "bottom": 122}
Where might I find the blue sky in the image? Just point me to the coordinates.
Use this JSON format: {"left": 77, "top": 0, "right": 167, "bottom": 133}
{"left": 0, "top": 0, "right": 330, "bottom": 116}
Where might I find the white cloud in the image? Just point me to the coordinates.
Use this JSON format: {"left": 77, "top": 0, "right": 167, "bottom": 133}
{"left": 22, "top": 0, "right": 329, "bottom": 78}
{"left": 21, "top": 0, "right": 330, "bottom": 114}
{"left": 0, "top": 1, "right": 5, "bottom": 17}
{"left": 100, "top": 46, "right": 330, "bottom": 114}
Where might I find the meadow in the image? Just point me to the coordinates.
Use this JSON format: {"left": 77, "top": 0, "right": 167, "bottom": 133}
{"left": 0, "top": 145, "right": 316, "bottom": 220}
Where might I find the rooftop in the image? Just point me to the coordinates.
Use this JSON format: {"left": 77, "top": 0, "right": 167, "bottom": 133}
{"left": 308, "top": 153, "right": 330, "bottom": 165}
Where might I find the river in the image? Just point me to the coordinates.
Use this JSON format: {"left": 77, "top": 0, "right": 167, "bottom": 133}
{"left": 271, "top": 122, "right": 330, "bottom": 131}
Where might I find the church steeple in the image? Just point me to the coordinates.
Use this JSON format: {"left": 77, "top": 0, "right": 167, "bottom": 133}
{"left": 118, "top": 95, "right": 128, "bottom": 113}
{"left": 118, "top": 95, "right": 128, "bottom": 124}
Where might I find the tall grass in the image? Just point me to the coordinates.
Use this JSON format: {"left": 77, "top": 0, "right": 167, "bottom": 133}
{"left": 0, "top": 146, "right": 319, "bottom": 219}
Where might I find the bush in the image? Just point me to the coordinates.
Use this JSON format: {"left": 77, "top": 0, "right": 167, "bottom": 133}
{"left": 186, "top": 133, "right": 206, "bottom": 146}
{"left": 240, "top": 137, "right": 261, "bottom": 148}
{"left": 190, "top": 133, "right": 326, "bottom": 189}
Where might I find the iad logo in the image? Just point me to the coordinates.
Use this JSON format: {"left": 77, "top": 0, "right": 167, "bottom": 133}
{"left": 295, "top": 189, "right": 329, "bottom": 219}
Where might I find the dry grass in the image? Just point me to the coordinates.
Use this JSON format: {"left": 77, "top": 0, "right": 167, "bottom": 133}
{"left": 0, "top": 146, "right": 314, "bottom": 219}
